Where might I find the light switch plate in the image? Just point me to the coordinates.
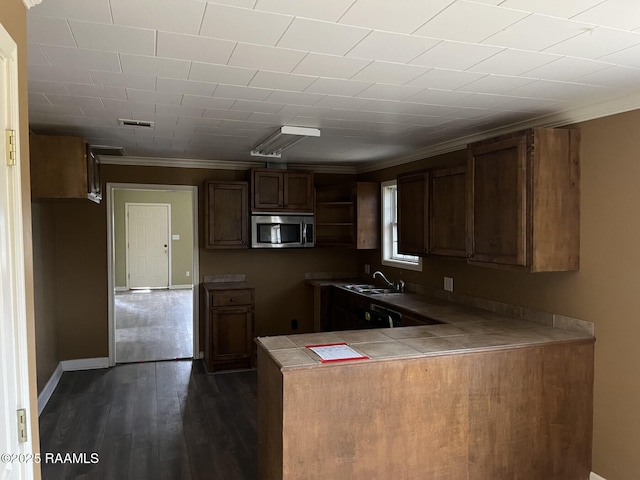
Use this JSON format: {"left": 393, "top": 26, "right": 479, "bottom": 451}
{"left": 444, "top": 277, "right": 454, "bottom": 292}
{"left": 172, "top": 234, "right": 180, "bottom": 240}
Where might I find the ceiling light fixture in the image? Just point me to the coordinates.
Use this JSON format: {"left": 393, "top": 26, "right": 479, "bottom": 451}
{"left": 250, "top": 126, "right": 320, "bottom": 158}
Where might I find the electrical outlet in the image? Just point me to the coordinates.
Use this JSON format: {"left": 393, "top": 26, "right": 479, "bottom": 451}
{"left": 186, "top": 271, "right": 190, "bottom": 277}
{"left": 364, "top": 264, "right": 370, "bottom": 274}
{"left": 444, "top": 277, "right": 454, "bottom": 292}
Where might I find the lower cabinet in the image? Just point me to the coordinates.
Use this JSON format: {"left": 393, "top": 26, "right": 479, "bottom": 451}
{"left": 203, "top": 283, "right": 255, "bottom": 372}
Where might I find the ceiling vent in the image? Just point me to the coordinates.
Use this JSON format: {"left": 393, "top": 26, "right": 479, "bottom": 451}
{"left": 118, "top": 118, "right": 155, "bottom": 128}
{"left": 91, "top": 145, "right": 126, "bottom": 156}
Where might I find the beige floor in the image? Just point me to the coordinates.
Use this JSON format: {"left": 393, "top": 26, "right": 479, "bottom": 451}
{"left": 115, "top": 288, "right": 193, "bottom": 363}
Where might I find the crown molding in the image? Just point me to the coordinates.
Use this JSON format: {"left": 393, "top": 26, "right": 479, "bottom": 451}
{"left": 21, "top": 0, "right": 42, "bottom": 8}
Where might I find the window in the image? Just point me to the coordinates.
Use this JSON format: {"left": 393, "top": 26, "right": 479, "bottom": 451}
{"left": 381, "top": 180, "right": 422, "bottom": 271}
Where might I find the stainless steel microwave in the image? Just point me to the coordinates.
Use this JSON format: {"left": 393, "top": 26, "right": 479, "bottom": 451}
{"left": 251, "top": 214, "right": 314, "bottom": 248}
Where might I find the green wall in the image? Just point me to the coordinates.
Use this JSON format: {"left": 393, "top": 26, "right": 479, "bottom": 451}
{"left": 113, "top": 188, "right": 194, "bottom": 288}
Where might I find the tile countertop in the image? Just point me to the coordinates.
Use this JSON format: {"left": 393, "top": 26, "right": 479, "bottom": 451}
{"left": 257, "top": 279, "right": 594, "bottom": 370}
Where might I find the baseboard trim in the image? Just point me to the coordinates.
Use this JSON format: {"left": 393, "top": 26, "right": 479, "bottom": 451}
{"left": 170, "top": 285, "right": 193, "bottom": 290}
{"left": 591, "top": 473, "right": 606, "bottom": 480}
{"left": 37, "top": 362, "right": 63, "bottom": 415}
{"left": 38, "top": 357, "right": 109, "bottom": 415}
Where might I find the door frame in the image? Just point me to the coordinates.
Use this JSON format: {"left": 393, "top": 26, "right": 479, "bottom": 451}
{"left": 124, "top": 202, "right": 171, "bottom": 290}
{"left": 0, "top": 21, "right": 35, "bottom": 480}
{"left": 106, "top": 183, "right": 199, "bottom": 367}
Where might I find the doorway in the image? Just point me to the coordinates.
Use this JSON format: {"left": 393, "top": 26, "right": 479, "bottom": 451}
{"left": 107, "top": 184, "right": 199, "bottom": 365}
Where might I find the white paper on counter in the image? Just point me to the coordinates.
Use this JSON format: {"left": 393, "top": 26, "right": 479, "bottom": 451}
{"left": 306, "top": 343, "right": 368, "bottom": 362}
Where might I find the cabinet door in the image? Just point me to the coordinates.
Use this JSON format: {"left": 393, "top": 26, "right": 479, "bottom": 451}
{"left": 397, "top": 172, "right": 429, "bottom": 255}
{"left": 467, "top": 136, "right": 527, "bottom": 266}
{"left": 253, "top": 170, "right": 283, "bottom": 210}
{"left": 30, "top": 134, "right": 88, "bottom": 199}
{"left": 206, "top": 182, "right": 248, "bottom": 248}
{"left": 211, "top": 307, "right": 254, "bottom": 363}
{"left": 284, "top": 172, "right": 313, "bottom": 211}
{"left": 429, "top": 166, "right": 466, "bottom": 256}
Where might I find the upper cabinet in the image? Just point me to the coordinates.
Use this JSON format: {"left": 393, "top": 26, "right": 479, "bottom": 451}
{"left": 315, "top": 181, "right": 379, "bottom": 249}
{"left": 397, "top": 166, "right": 466, "bottom": 257}
{"left": 205, "top": 181, "right": 248, "bottom": 249}
{"left": 251, "top": 168, "right": 313, "bottom": 213}
{"left": 30, "top": 134, "right": 101, "bottom": 203}
{"left": 467, "top": 127, "right": 580, "bottom": 272}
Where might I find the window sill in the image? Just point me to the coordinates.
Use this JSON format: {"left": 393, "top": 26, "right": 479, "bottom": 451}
{"left": 382, "top": 258, "right": 423, "bottom": 272}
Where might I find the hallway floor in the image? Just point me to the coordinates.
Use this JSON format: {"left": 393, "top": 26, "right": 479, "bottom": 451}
{"left": 39, "top": 361, "right": 257, "bottom": 480}
{"left": 115, "top": 289, "right": 193, "bottom": 363}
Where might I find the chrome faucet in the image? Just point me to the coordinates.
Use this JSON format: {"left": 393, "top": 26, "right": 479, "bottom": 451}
{"left": 373, "top": 271, "right": 405, "bottom": 292}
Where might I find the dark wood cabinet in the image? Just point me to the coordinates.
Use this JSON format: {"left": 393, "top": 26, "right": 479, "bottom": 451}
{"left": 397, "top": 166, "right": 466, "bottom": 257}
{"left": 397, "top": 171, "right": 429, "bottom": 255}
{"left": 203, "top": 283, "right": 255, "bottom": 372}
{"left": 30, "top": 134, "right": 101, "bottom": 203}
{"left": 430, "top": 166, "right": 466, "bottom": 257}
{"left": 205, "top": 181, "right": 248, "bottom": 249}
{"left": 467, "top": 127, "right": 580, "bottom": 272}
{"left": 315, "top": 182, "right": 379, "bottom": 249}
{"left": 251, "top": 168, "right": 313, "bottom": 212}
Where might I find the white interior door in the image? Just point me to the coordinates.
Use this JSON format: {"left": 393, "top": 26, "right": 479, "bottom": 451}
{"left": 127, "top": 204, "right": 170, "bottom": 289}
{"left": 0, "top": 22, "right": 34, "bottom": 480}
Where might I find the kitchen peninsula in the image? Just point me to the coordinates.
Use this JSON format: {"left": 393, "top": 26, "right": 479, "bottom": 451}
{"left": 257, "top": 291, "right": 594, "bottom": 480}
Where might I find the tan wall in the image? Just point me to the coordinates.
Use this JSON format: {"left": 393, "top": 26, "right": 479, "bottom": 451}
{"left": 1, "top": 1, "right": 42, "bottom": 477}
{"left": 113, "top": 188, "right": 194, "bottom": 287}
{"left": 358, "top": 111, "right": 640, "bottom": 480}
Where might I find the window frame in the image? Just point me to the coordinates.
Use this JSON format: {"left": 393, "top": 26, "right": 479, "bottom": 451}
{"left": 380, "top": 180, "right": 422, "bottom": 272}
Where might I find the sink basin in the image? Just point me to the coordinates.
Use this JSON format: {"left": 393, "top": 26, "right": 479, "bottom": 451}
{"left": 343, "top": 284, "right": 402, "bottom": 295}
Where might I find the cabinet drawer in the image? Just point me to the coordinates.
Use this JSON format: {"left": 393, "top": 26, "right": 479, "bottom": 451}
{"left": 210, "top": 289, "right": 253, "bottom": 307}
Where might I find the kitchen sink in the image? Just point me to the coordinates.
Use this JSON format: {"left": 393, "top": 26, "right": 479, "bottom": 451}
{"left": 342, "top": 284, "right": 402, "bottom": 295}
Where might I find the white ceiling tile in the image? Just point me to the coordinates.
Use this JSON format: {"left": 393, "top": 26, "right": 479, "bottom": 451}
{"left": 507, "top": 79, "right": 612, "bottom": 101}
{"left": 544, "top": 27, "right": 640, "bottom": 60}
{"left": 599, "top": 43, "right": 640, "bottom": 68}
{"left": 45, "top": 94, "right": 105, "bottom": 110}
{"left": 91, "top": 71, "right": 157, "bottom": 90}
{"left": 121, "top": 54, "right": 191, "bottom": 79}
{"left": 29, "top": 65, "right": 94, "bottom": 83}
{"left": 203, "top": 108, "right": 253, "bottom": 121}
{"left": 65, "top": 83, "right": 127, "bottom": 100}
{"left": 157, "top": 32, "right": 235, "bottom": 64}
{"left": 27, "top": 16, "right": 76, "bottom": 46}
{"left": 213, "top": 84, "right": 273, "bottom": 101}
{"left": 339, "top": 0, "right": 455, "bottom": 34}
{"left": 293, "top": 54, "right": 371, "bottom": 80}
{"left": 414, "top": 1, "right": 528, "bottom": 43}
{"left": 410, "top": 41, "right": 503, "bottom": 70}
{"left": 200, "top": 4, "right": 293, "bottom": 46}
{"left": 499, "top": 0, "right": 604, "bottom": 19}
{"left": 355, "top": 84, "right": 424, "bottom": 101}
{"left": 181, "top": 94, "right": 236, "bottom": 109}
{"left": 101, "top": 98, "right": 157, "bottom": 115}
{"left": 27, "top": 44, "right": 51, "bottom": 66}
{"left": 406, "top": 68, "right": 485, "bottom": 90}
{"left": 350, "top": 61, "right": 428, "bottom": 85}
{"left": 405, "top": 88, "right": 473, "bottom": 105}
{"left": 523, "top": 57, "right": 613, "bottom": 82}
{"left": 29, "top": 0, "right": 112, "bottom": 22}
{"left": 304, "top": 77, "right": 372, "bottom": 96}
{"left": 265, "top": 90, "right": 324, "bottom": 106}
{"left": 249, "top": 70, "right": 317, "bottom": 91}
{"left": 230, "top": 99, "right": 285, "bottom": 113}
{"left": 110, "top": 0, "right": 206, "bottom": 35}
{"left": 575, "top": 65, "right": 640, "bottom": 90}
{"left": 29, "top": 103, "right": 82, "bottom": 115}
{"left": 28, "top": 93, "right": 52, "bottom": 104}
{"left": 69, "top": 21, "right": 155, "bottom": 56}
{"left": 244, "top": 111, "right": 283, "bottom": 124}
{"left": 346, "top": 31, "right": 439, "bottom": 63}
{"left": 156, "top": 104, "right": 206, "bottom": 117}
{"left": 458, "top": 75, "right": 537, "bottom": 94}
{"left": 41, "top": 45, "right": 121, "bottom": 72}
{"left": 482, "top": 15, "right": 594, "bottom": 51}
{"left": 126, "top": 89, "right": 183, "bottom": 105}
{"left": 254, "top": 0, "right": 354, "bottom": 21}
{"left": 29, "top": 80, "right": 69, "bottom": 95}
{"left": 312, "top": 95, "right": 374, "bottom": 110}
{"left": 572, "top": 0, "right": 640, "bottom": 30}
{"left": 157, "top": 78, "right": 217, "bottom": 96}
{"left": 467, "top": 49, "right": 560, "bottom": 76}
{"left": 277, "top": 18, "right": 370, "bottom": 56}
{"left": 228, "top": 44, "right": 306, "bottom": 73}
{"left": 189, "top": 62, "right": 257, "bottom": 86}
{"left": 361, "top": 99, "right": 452, "bottom": 116}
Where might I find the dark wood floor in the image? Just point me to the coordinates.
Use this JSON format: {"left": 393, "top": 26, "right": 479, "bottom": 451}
{"left": 38, "top": 361, "right": 257, "bottom": 480}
